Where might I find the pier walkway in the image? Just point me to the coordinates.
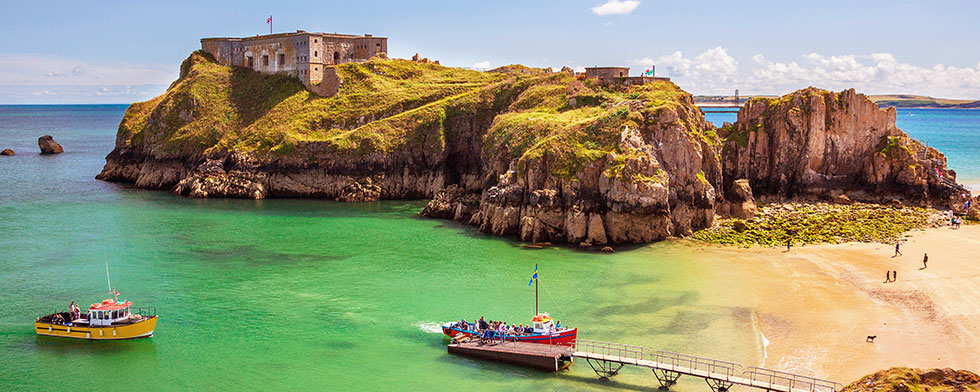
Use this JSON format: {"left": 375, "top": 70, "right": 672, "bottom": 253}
{"left": 572, "top": 340, "right": 841, "bottom": 392}
{"left": 696, "top": 103, "right": 744, "bottom": 114}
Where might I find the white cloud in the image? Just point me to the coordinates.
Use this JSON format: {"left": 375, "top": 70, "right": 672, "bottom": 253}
{"left": 0, "top": 54, "right": 177, "bottom": 103}
{"left": 630, "top": 48, "right": 980, "bottom": 98}
{"left": 591, "top": 0, "right": 640, "bottom": 16}
{"left": 629, "top": 46, "right": 738, "bottom": 91}
{"left": 473, "top": 61, "right": 490, "bottom": 69}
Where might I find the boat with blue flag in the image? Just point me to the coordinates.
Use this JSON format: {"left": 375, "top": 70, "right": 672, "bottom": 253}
{"left": 441, "top": 264, "right": 578, "bottom": 346}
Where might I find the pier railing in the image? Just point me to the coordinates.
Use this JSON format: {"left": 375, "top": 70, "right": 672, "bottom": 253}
{"left": 744, "top": 367, "right": 841, "bottom": 392}
{"left": 574, "top": 339, "right": 649, "bottom": 365}
{"left": 652, "top": 350, "right": 742, "bottom": 381}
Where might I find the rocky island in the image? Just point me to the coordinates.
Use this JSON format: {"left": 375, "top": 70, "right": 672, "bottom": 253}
{"left": 97, "top": 51, "right": 973, "bottom": 245}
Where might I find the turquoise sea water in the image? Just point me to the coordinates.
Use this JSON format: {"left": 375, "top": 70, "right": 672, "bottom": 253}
{"left": 1, "top": 105, "right": 977, "bottom": 390}
{"left": 0, "top": 105, "right": 760, "bottom": 391}
{"left": 704, "top": 108, "right": 980, "bottom": 189}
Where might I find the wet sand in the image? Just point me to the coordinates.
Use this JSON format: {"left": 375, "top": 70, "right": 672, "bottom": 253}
{"left": 691, "top": 224, "right": 980, "bottom": 383}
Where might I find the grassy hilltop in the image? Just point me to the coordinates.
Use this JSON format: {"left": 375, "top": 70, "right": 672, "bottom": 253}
{"left": 118, "top": 50, "right": 693, "bottom": 178}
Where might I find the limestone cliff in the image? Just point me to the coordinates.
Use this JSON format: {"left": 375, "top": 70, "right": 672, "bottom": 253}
{"left": 97, "top": 51, "right": 514, "bottom": 201}
{"left": 720, "top": 87, "right": 967, "bottom": 206}
{"left": 98, "top": 52, "right": 970, "bottom": 245}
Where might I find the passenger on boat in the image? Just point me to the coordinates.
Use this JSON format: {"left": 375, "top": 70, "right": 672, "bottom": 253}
{"left": 52, "top": 313, "right": 64, "bottom": 325}
{"left": 71, "top": 303, "right": 81, "bottom": 321}
{"left": 478, "top": 316, "right": 488, "bottom": 330}
{"left": 555, "top": 320, "right": 562, "bottom": 330}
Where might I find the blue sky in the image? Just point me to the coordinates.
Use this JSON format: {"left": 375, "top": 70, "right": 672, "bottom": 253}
{"left": 1, "top": 0, "right": 979, "bottom": 103}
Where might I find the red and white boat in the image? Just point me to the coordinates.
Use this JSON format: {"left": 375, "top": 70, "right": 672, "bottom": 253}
{"left": 442, "top": 313, "right": 577, "bottom": 346}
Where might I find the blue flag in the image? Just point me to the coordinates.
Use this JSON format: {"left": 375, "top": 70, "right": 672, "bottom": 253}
{"left": 528, "top": 265, "right": 538, "bottom": 286}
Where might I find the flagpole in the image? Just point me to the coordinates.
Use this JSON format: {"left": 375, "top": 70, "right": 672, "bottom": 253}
{"left": 535, "top": 263, "right": 538, "bottom": 315}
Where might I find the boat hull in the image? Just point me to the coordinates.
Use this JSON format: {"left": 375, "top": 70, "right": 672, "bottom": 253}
{"left": 442, "top": 326, "right": 577, "bottom": 346}
{"left": 35, "top": 316, "right": 157, "bottom": 340}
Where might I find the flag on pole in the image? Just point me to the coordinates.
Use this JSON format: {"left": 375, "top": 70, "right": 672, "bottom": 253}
{"left": 266, "top": 16, "right": 272, "bottom": 24}
{"left": 528, "top": 265, "right": 538, "bottom": 286}
{"left": 644, "top": 68, "right": 654, "bottom": 76}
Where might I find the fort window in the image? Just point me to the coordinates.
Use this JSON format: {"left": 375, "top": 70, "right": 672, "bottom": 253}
{"left": 314, "top": 51, "right": 318, "bottom": 58}
{"left": 279, "top": 54, "right": 285, "bottom": 65}
{"left": 315, "top": 67, "right": 318, "bottom": 71}
{"left": 247, "top": 56, "right": 254, "bottom": 67}
{"left": 314, "top": 39, "right": 318, "bottom": 43}
{"left": 262, "top": 55, "right": 269, "bottom": 66}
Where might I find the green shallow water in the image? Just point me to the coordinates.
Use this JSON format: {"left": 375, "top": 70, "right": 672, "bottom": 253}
{"left": 0, "top": 106, "right": 765, "bottom": 391}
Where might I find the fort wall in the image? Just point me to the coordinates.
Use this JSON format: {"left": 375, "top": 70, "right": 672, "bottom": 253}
{"left": 201, "top": 30, "right": 387, "bottom": 97}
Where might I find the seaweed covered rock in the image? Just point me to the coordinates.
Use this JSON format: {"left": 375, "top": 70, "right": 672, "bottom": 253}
{"left": 841, "top": 367, "right": 980, "bottom": 392}
{"left": 1, "top": 148, "right": 14, "bottom": 156}
{"left": 721, "top": 87, "right": 968, "bottom": 208}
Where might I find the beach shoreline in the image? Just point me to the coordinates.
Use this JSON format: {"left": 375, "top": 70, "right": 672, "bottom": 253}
{"left": 687, "top": 223, "right": 980, "bottom": 383}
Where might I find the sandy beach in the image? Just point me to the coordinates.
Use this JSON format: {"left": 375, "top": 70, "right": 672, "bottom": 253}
{"left": 692, "top": 223, "right": 980, "bottom": 383}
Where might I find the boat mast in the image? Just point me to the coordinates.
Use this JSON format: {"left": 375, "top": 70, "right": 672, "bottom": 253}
{"left": 535, "top": 263, "right": 538, "bottom": 315}
{"left": 105, "top": 262, "right": 114, "bottom": 300}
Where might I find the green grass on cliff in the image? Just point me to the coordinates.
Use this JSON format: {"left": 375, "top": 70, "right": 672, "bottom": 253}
{"left": 119, "top": 51, "right": 698, "bottom": 180}
{"left": 691, "top": 203, "right": 933, "bottom": 246}
{"left": 119, "top": 51, "right": 509, "bottom": 156}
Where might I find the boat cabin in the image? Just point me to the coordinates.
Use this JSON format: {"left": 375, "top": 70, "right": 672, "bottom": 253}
{"left": 531, "top": 313, "right": 557, "bottom": 334}
{"left": 87, "top": 299, "right": 133, "bottom": 326}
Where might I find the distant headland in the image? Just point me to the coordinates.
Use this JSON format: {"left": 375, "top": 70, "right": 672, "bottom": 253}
{"left": 696, "top": 94, "right": 980, "bottom": 109}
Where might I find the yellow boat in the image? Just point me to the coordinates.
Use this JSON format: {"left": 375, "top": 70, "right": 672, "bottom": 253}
{"left": 35, "top": 299, "right": 157, "bottom": 340}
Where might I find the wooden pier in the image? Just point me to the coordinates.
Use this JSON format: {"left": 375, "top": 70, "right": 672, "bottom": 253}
{"left": 447, "top": 339, "right": 573, "bottom": 371}
{"left": 446, "top": 338, "right": 841, "bottom": 392}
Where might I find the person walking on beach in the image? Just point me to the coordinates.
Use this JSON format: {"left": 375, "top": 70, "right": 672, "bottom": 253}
{"left": 893, "top": 270, "right": 897, "bottom": 281}
{"left": 786, "top": 239, "right": 791, "bottom": 252}
{"left": 894, "top": 242, "right": 902, "bottom": 257}
{"left": 884, "top": 271, "right": 891, "bottom": 283}
{"left": 922, "top": 253, "right": 928, "bottom": 269}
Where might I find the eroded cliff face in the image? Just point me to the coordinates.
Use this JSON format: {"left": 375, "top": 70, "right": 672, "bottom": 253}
{"left": 424, "top": 95, "right": 722, "bottom": 245}
{"left": 720, "top": 87, "right": 968, "bottom": 207}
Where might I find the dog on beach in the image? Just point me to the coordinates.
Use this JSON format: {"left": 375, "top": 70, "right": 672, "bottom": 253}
{"left": 866, "top": 335, "right": 877, "bottom": 343}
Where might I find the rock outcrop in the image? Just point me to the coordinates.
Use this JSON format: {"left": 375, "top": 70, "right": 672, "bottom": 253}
{"left": 1, "top": 148, "right": 13, "bottom": 156}
{"left": 38, "top": 135, "right": 63, "bottom": 154}
{"left": 717, "top": 178, "right": 757, "bottom": 219}
{"left": 841, "top": 367, "right": 980, "bottom": 392}
{"left": 721, "top": 87, "right": 968, "bottom": 207}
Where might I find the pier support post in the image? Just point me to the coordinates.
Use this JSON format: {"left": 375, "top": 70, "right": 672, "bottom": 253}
{"left": 585, "top": 359, "right": 625, "bottom": 381}
{"left": 654, "top": 369, "right": 682, "bottom": 390}
{"left": 705, "top": 378, "right": 734, "bottom": 392}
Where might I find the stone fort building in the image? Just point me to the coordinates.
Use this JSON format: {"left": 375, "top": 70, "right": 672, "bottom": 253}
{"left": 201, "top": 30, "right": 388, "bottom": 95}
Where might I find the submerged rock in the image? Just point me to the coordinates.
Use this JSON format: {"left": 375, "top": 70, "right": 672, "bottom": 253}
{"left": 38, "top": 135, "right": 63, "bottom": 154}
